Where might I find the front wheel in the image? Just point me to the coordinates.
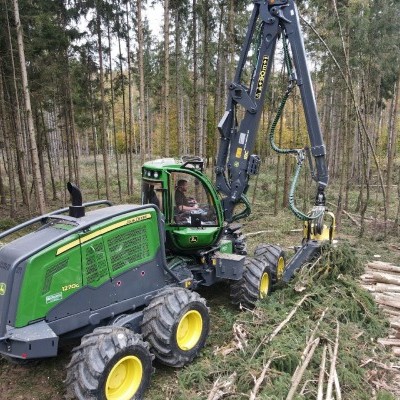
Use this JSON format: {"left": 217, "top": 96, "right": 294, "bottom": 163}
{"left": 254, "top": 243, "right": 286, "bottom": 284}
{"left": 141, "top": 287, "right": 210, "bottom": 367}
{"left": 65, "top": 326, "right": 153, "bottom": 400}
{"left": 230, "top": 257, "right": 272, "bottom": 309}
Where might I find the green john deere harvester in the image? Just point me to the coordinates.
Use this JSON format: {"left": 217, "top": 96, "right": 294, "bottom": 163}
{"left": 0, "top": 1, "right": 335, "bottom": 399}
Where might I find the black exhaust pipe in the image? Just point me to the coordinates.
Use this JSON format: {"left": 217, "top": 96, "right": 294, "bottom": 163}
{"left": 67, "top": 182, "right": 85, "bottom": 218}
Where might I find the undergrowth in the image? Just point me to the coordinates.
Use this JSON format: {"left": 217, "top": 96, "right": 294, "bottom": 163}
{"left": 161, "top": 244, "right": 396, "bottom": 400}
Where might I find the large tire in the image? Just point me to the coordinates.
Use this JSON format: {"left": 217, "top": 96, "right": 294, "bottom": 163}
{"left": 254, "top": 243, "right": 286, "bottom": 284}
{"left": 141, "top": 287, "right": 209, "bottom": 367}
{"left": 230, "top": 257, "right": 272, "bottom": 309}
{"left": 65, "top": 326, "right": 153, "bottom": 400}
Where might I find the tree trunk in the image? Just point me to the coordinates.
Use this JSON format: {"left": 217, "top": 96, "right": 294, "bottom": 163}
{"left": 163, "top": 0, "right": 170, "bottom": 156}
{"left": 40, "top": 104, "right": 57, "bottom": 201}
{"left": 96, "top": 7, "right": 110, "bottom": 199}
{"left": 118, "top": 29, "right": 130, "bottom": 196}
{"left": 385, "top": 78, "right": 399, "bottom": 234}
{"left": 201, "top": 0, "right": 210, "bottom": 159}
{"left": 175, "top": 9, "right": 184, "bottom": 155}
{"left": 192, "top": 0, "right": 199, "bottom": 155}
{"left": 137, "top": 0, "right": 147, "bottom": 163}
{"left": 66, "top": 57, "right": 80, "bottom": 187}
{"left": 5, "top": 2, "right": 29, "bottom": 208}
{"left": 13, "top": 0, "right": 46, "bottom": 213}
{"left": 108, "top": 23, "right": 122, "bottom": 201}
{"left": 89, "top": 70, "right": 100, "bottom": 199}
{"left": 0, "top": 67, "right": 16, "bottom": 215}
{"left": 126, "top": 1, "right": 134, "bottom": 194}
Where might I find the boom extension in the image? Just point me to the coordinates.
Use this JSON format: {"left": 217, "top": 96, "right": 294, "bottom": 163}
{"left": 215, "top": 0, "right": 328, "bottom": 223}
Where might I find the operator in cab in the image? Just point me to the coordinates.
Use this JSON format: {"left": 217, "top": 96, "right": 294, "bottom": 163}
{"left": 175, "top": 179, "right": 199, "bottom": 213}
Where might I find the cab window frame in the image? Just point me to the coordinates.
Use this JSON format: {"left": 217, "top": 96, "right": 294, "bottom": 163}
{"left": 169, "top": 171, "right": 219, "bottom": 227}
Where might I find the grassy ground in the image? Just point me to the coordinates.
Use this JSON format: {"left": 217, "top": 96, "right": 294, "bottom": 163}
{"left": 0, "top": 157, "right": 399, "bottom": 399}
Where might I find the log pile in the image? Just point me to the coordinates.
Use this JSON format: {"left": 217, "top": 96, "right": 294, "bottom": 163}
{"left": 361, "top": 261, "right": 400, "bottom": 356}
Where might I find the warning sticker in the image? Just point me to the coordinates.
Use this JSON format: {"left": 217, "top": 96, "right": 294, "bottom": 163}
{"left": 239, "top": 132, "right": 247, "bottom": 145}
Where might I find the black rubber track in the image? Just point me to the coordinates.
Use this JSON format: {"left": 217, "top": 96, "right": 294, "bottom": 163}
{"left": 230, "top": 256, "right": 272, "bottom": 309}
{"left": 254, "top": 243, "right": 286, "bottom": 284}
{"left": 65, "top": 326, "right": 153, "bottom": 400}
{"left": 141, "top": 287, "right": 209, "bottom": 367}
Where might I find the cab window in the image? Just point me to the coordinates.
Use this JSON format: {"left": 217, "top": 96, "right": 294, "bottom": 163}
{"left": 142, "top": 181, "right": 163, "bottom": 212}
{"left": 170, "top": 172, "right": 218, "bottom": 226}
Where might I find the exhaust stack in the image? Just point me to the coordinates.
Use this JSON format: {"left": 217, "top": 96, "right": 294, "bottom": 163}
{"left": 67, "top": 182, "right": 85, "bottom": 218}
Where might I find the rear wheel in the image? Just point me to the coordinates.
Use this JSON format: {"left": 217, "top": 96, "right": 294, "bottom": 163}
{"left": 230, "top": 257, "right": 272, "bottom": 309}
{"left": 254, "top": 244, "right": 286, "bottom": 284}
{"left": 141, "top": 287, "right": 209, "bottom": 367}
{"left": 65, "top": 326, "right": 153, "bottom": 400}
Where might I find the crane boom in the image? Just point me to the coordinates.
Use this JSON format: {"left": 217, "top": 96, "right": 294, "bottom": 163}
{"left": 215, "top": 0, "right": 328, "bottom": 223}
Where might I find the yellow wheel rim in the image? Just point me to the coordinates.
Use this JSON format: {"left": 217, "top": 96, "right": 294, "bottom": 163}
{"left": 277, "top": 256, "right": 285, "bottom": 280}
{"left": 259, "top": 272, "right": 270, "bottom": 299}
{"left": 176, "top": 310, "right": 203, "bottom": 351}
{"left": 105, "top": 355, "right": 143, "bottom": 400}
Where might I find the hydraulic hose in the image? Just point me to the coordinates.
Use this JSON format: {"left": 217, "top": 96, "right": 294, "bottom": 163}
{"left": 269, "top": 34, "right": 324, "bottom": 222}
{"left": 288, "top": 151, "right": 324, "bottom": 221}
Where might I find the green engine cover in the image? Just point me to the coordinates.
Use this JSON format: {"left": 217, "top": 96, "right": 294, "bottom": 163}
{"left": 14, "top": 208, "right": 161, "bottom": 328}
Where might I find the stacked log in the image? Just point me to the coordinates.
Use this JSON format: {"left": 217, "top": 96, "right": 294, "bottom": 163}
{"left": 361, "top": 261, "right": 400, "bottom": 356}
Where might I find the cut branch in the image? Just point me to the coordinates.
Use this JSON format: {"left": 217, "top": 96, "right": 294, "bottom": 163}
{"left": 207, "top": 372, "right": 237, "bottom": 400}
{"left": 244, "top": 230, "right": 273, "bottom": 238}
{"left": 326, "top": 322, "right": 340, "bottom": 400}
{"left": 286, "top": 338, "right": 320, "bottom": 400}
{"left": 251, "top": 294, "right": 310, "bottom": 359}
{"left": 249, "top": 359, "right": 273, "bottom": 400}
{"left": 317, "top": 345, "right": 327, "bottom": 400}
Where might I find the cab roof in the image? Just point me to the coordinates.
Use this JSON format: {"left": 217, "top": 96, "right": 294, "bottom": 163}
{"left": 143, "top": 157, "right": 204, "bottom": 172}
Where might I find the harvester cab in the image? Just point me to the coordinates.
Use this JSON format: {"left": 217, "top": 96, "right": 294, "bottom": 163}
{"left": 141, "top": 157, "right": 225, "bottom": 253}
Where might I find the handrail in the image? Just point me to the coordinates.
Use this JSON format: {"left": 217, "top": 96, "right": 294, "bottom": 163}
{"left": 0, "top": 200, "right": 113, "bottom": 241}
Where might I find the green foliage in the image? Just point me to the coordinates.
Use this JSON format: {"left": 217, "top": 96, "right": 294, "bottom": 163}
{"left": 164, "top": 245, "right": 395, "bottom": 399}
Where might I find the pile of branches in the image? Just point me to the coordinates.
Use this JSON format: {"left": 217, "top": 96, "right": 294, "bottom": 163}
{"left": 362, "top": 261, "right": 400, "bottom": 357}
{"left": 173, "top": 244, "right": 400, "bottom": 399}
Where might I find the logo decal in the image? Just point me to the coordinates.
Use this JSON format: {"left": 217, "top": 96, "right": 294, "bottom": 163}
{"left": 0, "top": 283, "right": 6, "bottom": 296}
{"left": 46, "top": 292, "right": 62, "bottom": 304}
{"left": 255, "top": 56, "right": 269, "bottom": 99}
{"left": 189, "top": 236, "right": 198, "bottom": 244}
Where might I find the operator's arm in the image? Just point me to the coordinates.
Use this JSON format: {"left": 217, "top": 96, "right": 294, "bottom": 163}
{"left": 175, "top": 190, "right": 198, "bottom": 212}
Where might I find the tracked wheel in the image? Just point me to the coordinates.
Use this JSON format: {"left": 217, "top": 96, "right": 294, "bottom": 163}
{"left": 65, "top": 326, "right": 153, "bottom": 400}
{"left": 254, "top": 243, "right": 286, "bottom": 284}
{"left": 141, "top": 287, "right": 209, "bottom": 367}
{"left": 230, "top": 256, "right": 272, "bottom": 309}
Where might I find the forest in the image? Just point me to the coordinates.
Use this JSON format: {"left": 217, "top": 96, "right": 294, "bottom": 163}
{"left": 0, "top": 0, "right": 399, "bottom": 239}
{"left": 1, "top": 1, "right": 400, "bottom": 399}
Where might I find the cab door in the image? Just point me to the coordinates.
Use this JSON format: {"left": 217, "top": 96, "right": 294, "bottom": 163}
{"left": 166, "top": 170, "right": 222, "bottom": 252}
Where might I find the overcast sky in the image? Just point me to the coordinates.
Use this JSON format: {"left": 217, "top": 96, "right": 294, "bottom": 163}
{"left": 146, "top": 2, "right": 164, "bottom": 37}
